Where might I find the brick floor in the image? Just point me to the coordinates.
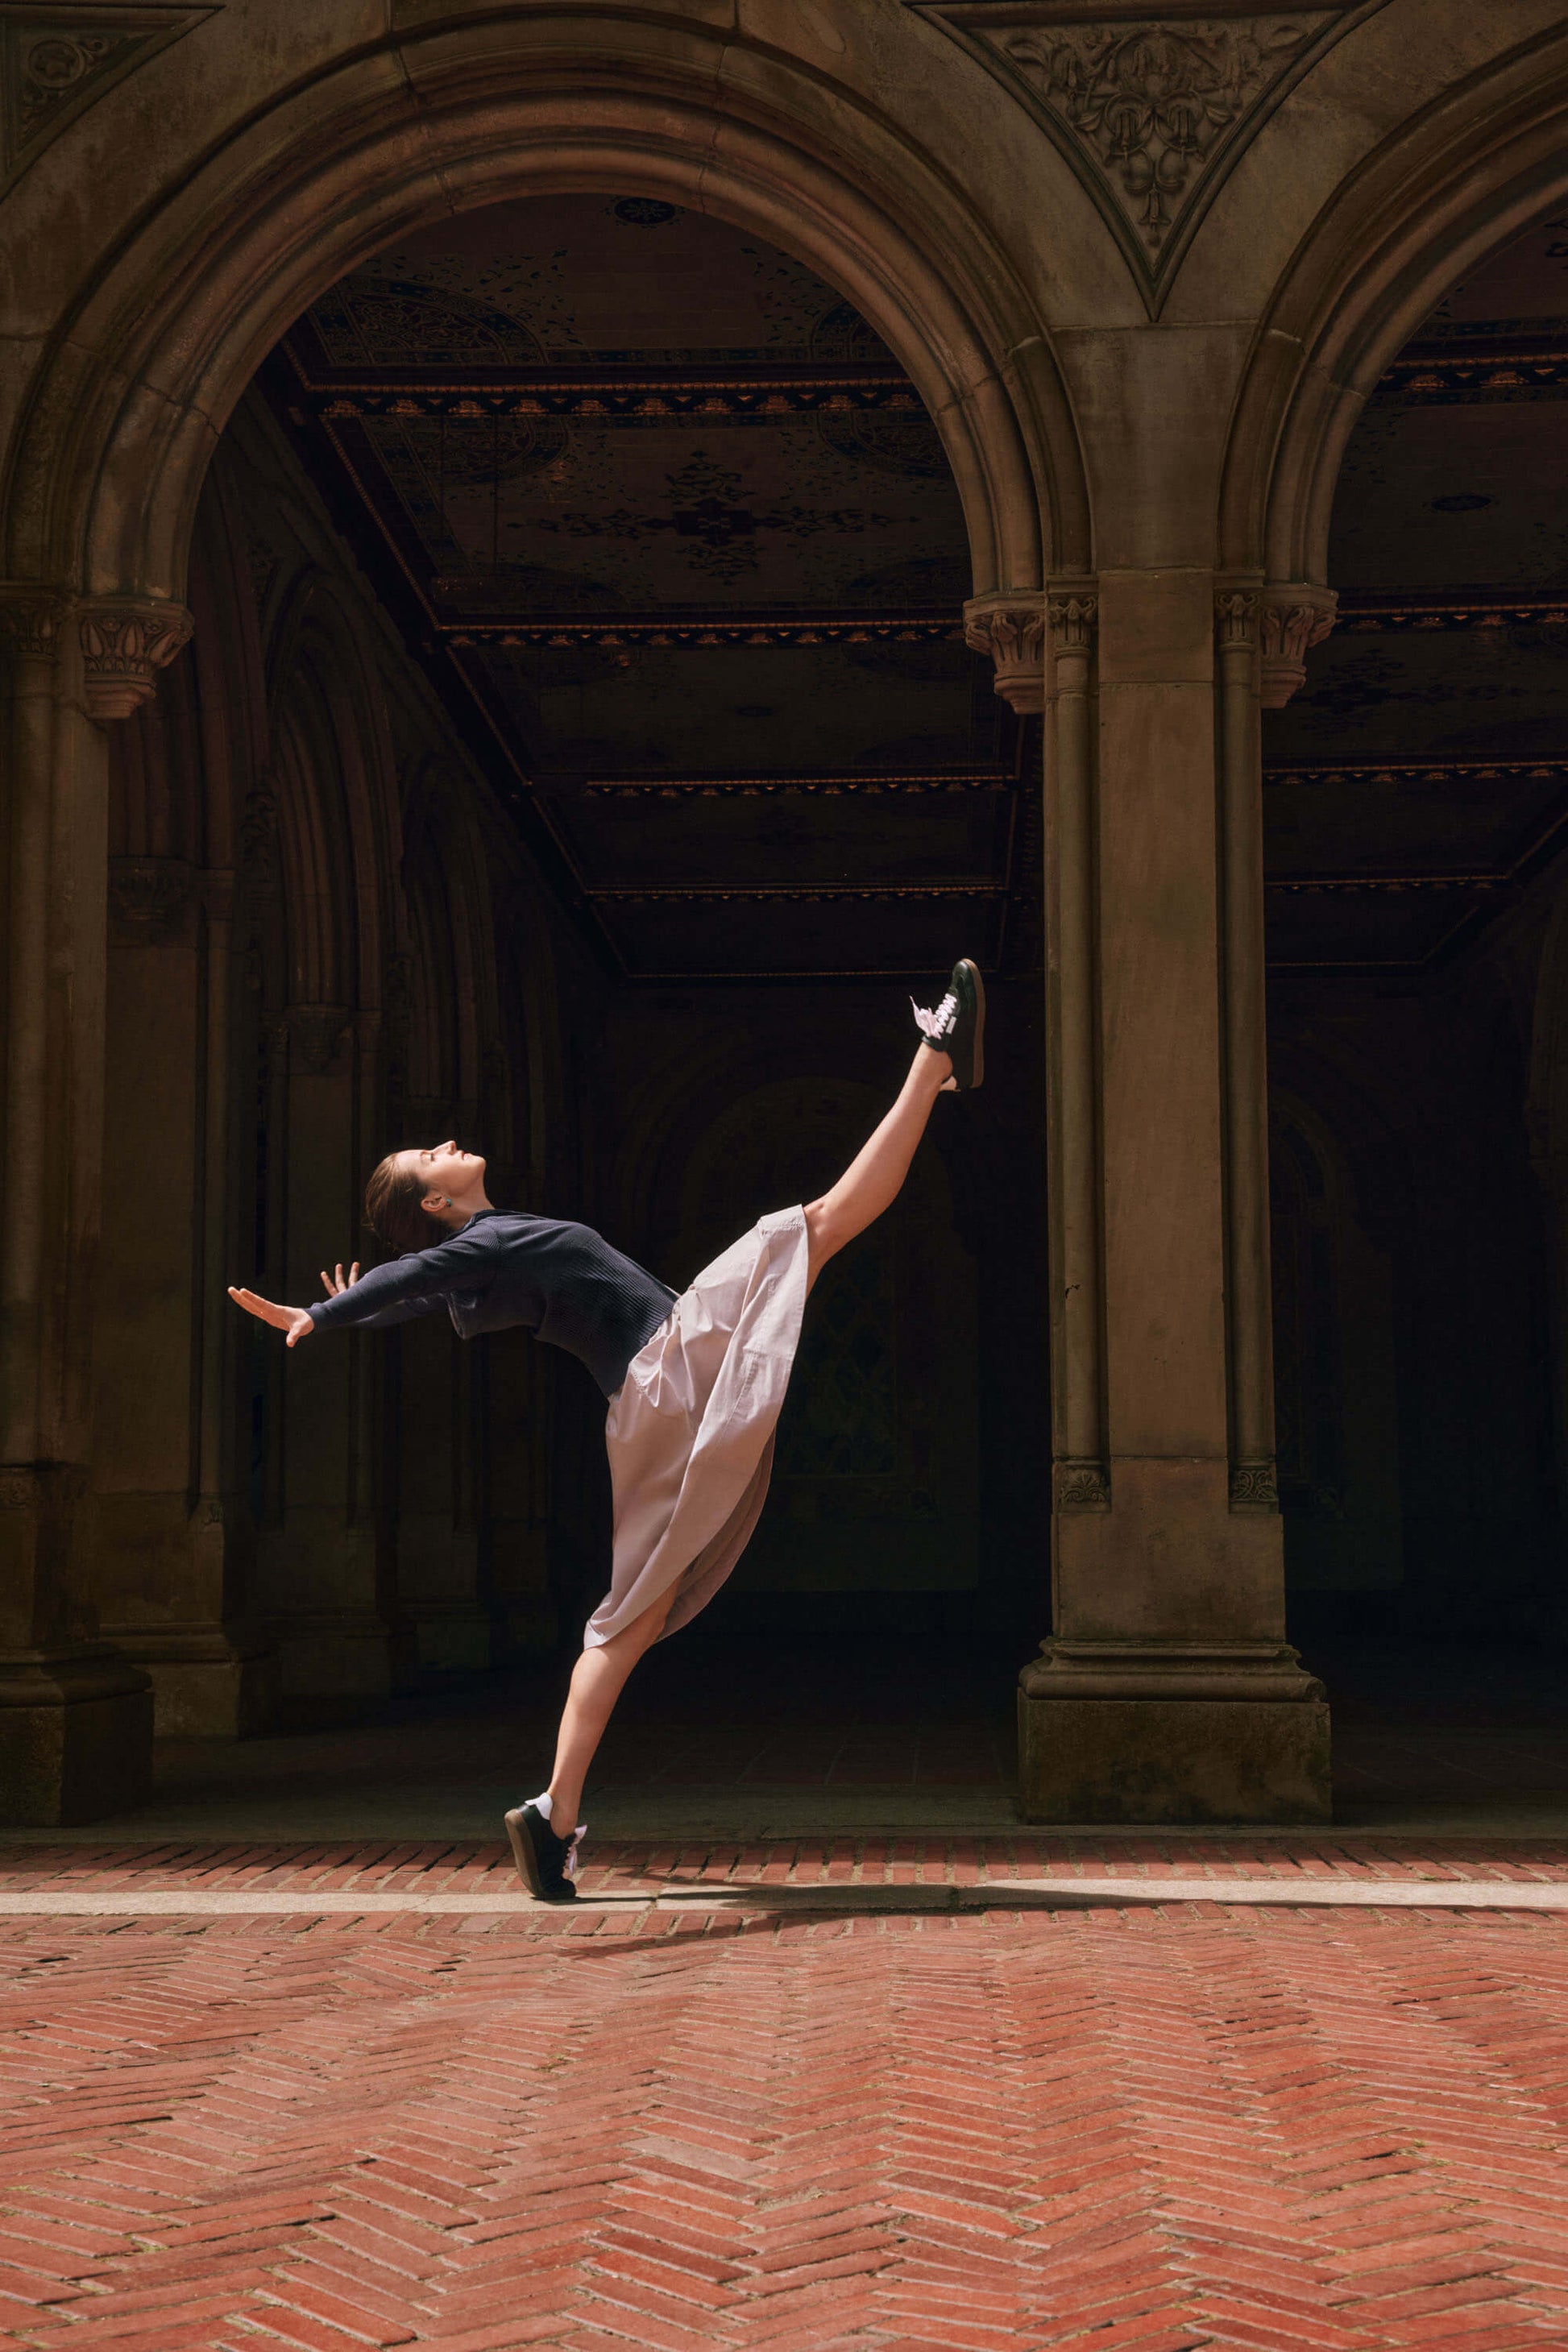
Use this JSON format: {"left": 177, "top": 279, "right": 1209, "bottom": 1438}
{"left": 3, "top": 1843, "right": 1568, "bottom": 2348}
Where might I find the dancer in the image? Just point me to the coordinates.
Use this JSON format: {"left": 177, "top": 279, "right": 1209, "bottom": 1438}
{"left": 230, "top": 960, "right": 985, "bottom": 1900}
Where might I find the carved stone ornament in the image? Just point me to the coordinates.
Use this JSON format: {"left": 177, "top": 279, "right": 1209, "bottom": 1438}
{"left": 0, "top": 584, "right": 67, "bottom": 659}
{"left": 285, "top": 1005, "right": 355, "bottom": 1075}
{"left": 1229, "top": 1459, "right": 1280, "bottom": 1509}
{"left": 109, "top": 856, "right": 194, "bottom": 931}
{"left": 1053, "top": 1458, "right": 1111, "bottom": 1512}
{"left": 964, "top": 594, "right": 1047, "bottom": 713}
{"left": 1047, "top": 591, "right": 1098, "bottom": 653}
{"left": 906, "top": 3, "right": 1388, "bottom": 315}
{"left": 78, "top": 597, "right": 194, "bottom": 720}
{"left": 1259, "top": 587, "right": 1337, "bottom": 708}
{"left": 0, "top": 10, "right": 220, "bottom": 197}
{"left": 1214, "top": 587, "right": 1260, "bottom": 647}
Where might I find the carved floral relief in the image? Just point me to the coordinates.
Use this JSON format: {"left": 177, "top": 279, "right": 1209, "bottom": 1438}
{"left": 0, "top": 9, "right": 218, "bottom": 194}
{"left": 907, "top": 3, "right": 1388, "bottom": 313}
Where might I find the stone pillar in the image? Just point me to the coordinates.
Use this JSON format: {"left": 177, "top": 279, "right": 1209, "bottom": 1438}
{"left": 0, "top": 590, "right": 188, "bottom": 1821}
{"left": 1216, "top": 587, "right": 1276, "bottom": 1508}
{"left": 259, "top": 1005, "right": 393, "bottom": 1699}
{"left": 93, "top": 857, "right": 278, "bottom": 1736}
{"left": 999, "top": 570, "right": 1329, "bottom": 1823}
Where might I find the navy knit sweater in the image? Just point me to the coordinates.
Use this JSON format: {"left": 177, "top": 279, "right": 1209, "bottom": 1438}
{"left": 306, "top": 1209, "right": 676, "bottom": 1396}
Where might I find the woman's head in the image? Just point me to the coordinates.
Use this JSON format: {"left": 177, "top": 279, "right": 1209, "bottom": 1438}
{"left": 364, "top": 1141, "right": 489, "bottom": 1255}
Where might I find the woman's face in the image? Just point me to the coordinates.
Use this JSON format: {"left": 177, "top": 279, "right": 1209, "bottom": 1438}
{"left": 398, "top": 1139, "right": 487, "bottom": 1212}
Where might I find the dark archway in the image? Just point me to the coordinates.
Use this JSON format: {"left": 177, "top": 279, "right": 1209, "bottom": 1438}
{"left": 1263, "top": 201, "right": 1568, "bottom": 1648}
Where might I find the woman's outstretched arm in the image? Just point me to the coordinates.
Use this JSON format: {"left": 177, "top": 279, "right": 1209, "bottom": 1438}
{"left": 229, "top": 1260, "right": 361, "bottom": 1347}
{"left": 228, "top": 1287, "right": 316, "bottom": 1346}
{"left": 230, "top": 1222, "right": 492, "bottom": 1346}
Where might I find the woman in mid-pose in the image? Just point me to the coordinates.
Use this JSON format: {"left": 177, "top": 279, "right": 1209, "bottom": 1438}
{"left": 230, "top": 960, "right": 984, "bottom": 1900}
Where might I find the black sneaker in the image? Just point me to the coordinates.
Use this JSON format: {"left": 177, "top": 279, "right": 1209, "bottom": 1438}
{"left": 912, "top": 958, "right": 985, "bottom": 1090}
{"left": 504, "top": 1799, "right": 583, "bottom": 1902}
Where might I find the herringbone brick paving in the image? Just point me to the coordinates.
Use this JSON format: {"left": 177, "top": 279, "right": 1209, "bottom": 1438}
{"left": 2, "top": 1840, "right": 1568, "bottom": 2348}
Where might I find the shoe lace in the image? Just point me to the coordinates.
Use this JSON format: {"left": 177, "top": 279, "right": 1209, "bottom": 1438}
{"left": 912, "top": 989, "right": 957, "bottom": 1042}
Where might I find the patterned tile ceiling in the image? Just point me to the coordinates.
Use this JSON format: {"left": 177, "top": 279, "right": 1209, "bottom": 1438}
{"left": 263, "top": 193, "right": 1568, "bottom": 980}
{"left": 270, "top": 193, "right": 1005, "bottom": 981}
{"left": 1265, "top": 205, "right": 1568, "bottom": 973}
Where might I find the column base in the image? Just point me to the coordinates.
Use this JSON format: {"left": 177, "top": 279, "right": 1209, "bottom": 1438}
{"left": 104, "top": 1627, "right": 280, "bottom": 1739}
{"left": 1018, "top": 1642, "right": 1330, "bottom": 1823}
{"left": 0, "top": 1649, "right": 154, "bottom": 1826}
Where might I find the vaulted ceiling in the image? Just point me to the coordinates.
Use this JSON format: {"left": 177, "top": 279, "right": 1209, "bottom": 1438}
{"left": 267, "top": 195, "right": 1009, "bottom": 983}
{"left": 264, "top": 192, "right": 1568, "bottom": 984}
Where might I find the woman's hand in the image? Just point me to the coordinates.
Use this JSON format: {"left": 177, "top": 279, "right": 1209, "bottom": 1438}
{"left": 320, "top": 1262, "right": 360, "bottom": 1296}
{"left": 227, "top": 1288, "right": 315, "bottom": 1347}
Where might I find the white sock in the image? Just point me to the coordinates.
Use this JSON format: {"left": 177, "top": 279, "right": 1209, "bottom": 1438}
{"left": 529, "top": 1790, "right": 587, "bottom": 1836}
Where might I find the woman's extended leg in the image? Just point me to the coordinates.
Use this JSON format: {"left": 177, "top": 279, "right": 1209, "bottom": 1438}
{"left": 803, "top": 1039, "right": 952, "bottom": 1287}
{"left": 537, "top": 1035, "right": 955, "bottom": 1843}
{"left": 545, "top": 1587, "right": 674, "bottom": 1833}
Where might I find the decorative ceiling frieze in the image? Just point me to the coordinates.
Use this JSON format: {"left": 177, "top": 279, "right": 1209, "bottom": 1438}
{"left": 1374, "top": 334, "right": 1568, "bottom": 403}
{"left": 0, "top": 5, "right": 219, "bottom": 193}
{"left": 1337, "top": 591, "right": 1568, "bottom": 631}
{"left": 906, "top": 0, "right": 1389, "bottom": 314}
{"left": 442, "top": 612, "right": 963, "bottom": 649}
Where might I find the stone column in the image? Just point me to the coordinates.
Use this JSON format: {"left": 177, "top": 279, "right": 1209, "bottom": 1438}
{"left": 92, "top": 857, "right": 279, "bottom": 1736}
{"left": 977, "top": 569, "right": 1329, "bottom": 1823}
{"left": 259, "top": 1004, "right": 393, "bottom": 1699}
{"left": 1217, "top": 586, "right": 1276, "bottom": 1507}
{"left": 1041, "top": 589, "right": 1107, "bottom": 1524}
{"left": 0, "top": 590, "right": 190, "bottom": 1822}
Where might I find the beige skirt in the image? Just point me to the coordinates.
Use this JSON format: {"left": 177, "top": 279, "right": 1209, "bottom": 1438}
{"left": 585, "top": 1205, "right": 810, "bottom": 1649}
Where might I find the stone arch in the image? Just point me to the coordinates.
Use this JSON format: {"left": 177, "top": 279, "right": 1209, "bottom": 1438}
{"left": 1219, "top": 21, "right": 1568, "bottom": 584}
{"left": 3, "top": 12, "right": 1087, "bottom": 619}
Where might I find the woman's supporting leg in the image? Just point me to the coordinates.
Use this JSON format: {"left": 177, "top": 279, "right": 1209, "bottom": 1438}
{"left": 803, "top": 1041, "right": 951, "bottom": 1286}
{"left": 546, "top": 1587, "right": 674, "bottom": 1830}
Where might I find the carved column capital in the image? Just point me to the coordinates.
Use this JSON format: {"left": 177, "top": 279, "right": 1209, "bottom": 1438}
{"left": 1053, "top": 1458, "right": 1110, "bottom": 1513}
{"left": 109, "top": 856, "right": 194, "bottom": 934}
{"left": 1229, "top": 1461, "right": 1280, "bottom": 1511}
{"left": 0, "top": 584, "right": 69, "bottom": 661}
{"left": 1214, "top": 587, "right": 1260, "bottom": 649}
{"left": 1046, "top": 590, "right": 1098, "bottom": 653}
{"left": 1259, "top": 587, "right": 1336, "bottom": 708}
{"left": 964, "top": 591, "right": 1047, "bottom": 712}
{"left": 77, "top": 595, "right": 193, "bottom": 720}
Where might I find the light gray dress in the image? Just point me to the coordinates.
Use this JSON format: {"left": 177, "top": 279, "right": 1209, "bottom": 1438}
{"left": 587, "top": 1206, "right": 809, "bottom": 1647}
